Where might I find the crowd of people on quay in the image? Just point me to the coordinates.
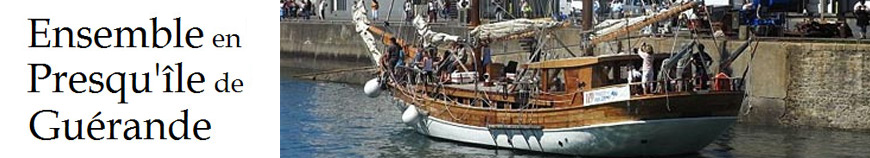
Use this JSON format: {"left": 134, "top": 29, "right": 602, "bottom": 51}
{"left": 281, "top": 0, "right": 329, "bottom": 20}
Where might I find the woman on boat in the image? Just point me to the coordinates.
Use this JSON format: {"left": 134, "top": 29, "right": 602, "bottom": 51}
{"left": 422, "top": 50, "right": 435, "bottom": 83}
{"left": 638, "top": 43, "right": 655, "bottom": 94}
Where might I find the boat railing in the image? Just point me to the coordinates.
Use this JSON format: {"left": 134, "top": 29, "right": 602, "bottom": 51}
{"left": 586, "top": 76, "right": 744, "bottom": 98}
{"left": 617, "top": 77, "right": 744, "bottom": 95}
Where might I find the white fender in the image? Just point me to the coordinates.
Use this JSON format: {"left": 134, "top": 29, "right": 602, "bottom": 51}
{"left": 363, "top": 78, "right": 381, "bottom": 98}
{"left": 401, "top": 105, "right": 420, "bottom": 125}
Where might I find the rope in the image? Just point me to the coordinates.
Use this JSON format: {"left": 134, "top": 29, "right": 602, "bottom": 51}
{"left": 742, "top": 31, "right": 761, "bottom": 115}
{"left": 699, "top": 2, "right": 722, "bottom": 57}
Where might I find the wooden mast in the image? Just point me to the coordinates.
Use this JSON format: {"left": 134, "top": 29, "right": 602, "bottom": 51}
{"left": 582, "top": 0, "right": 594, "bottom": 56}
{"left": 590, "top": 1, "right": 698, "bottom": 45}
{"left": 470, "top": 0, "right": 484, "bottom": 81}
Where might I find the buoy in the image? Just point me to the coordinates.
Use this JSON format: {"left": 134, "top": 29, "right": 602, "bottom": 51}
{"left": 363, "top": 78, "right": 381, "bottom": 98}
{"left": 401, "top": 105, "right": 420, "bottom": 125}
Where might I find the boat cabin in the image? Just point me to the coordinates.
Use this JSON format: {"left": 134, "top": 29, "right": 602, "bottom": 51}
{"left": 524, "top": 53, "right": 671, "bottom": 95}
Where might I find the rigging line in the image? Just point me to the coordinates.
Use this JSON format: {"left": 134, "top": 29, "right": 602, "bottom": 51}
{"left": 624, "top": 13, "right": 631, "bottom": 54}
{"left": 742, "top": 30, "right": 761, "bottom": 115}
{"left": 665, "top": 81, "right": 671, "bottom": 111}
{"left": 670, "top": 13, "right": 683, "bottom": 56}
{"left": 503, "top": 15, "right": 542, "bottom": 89}
{"left": 627, "top": 77, "right": 632, "bottom": 113}
{"left": 699, "top": 1, "right": 722, "bottom": 57}
{"left": 386, "top": 0, "right": 397, "bottom": 23}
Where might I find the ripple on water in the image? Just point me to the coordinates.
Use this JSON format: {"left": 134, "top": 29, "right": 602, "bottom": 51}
{"left": 281, "top": 80, "right": 870, "bottom": 158}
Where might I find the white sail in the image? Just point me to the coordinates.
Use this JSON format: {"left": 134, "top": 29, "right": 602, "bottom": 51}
{"left": 411, "top": 15, "right": 461, "bottom": 47}
{"left": 352, "top": 0, "right": 383, "bottom": 65}
{"left": 470, "top": 18, "right": 562, "bottom": 41}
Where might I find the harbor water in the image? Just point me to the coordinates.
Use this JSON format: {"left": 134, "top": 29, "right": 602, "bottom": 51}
{"left": 280, "top": 79, "right": 870, "bottom": 158}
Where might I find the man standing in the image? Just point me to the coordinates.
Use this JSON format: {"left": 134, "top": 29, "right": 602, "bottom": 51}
{"left": 428, "top": 0, "right": 438, "bottom": 23}
{"left": 691, "top": 44, "right": 713, "bottom": 90}
{"left": 611, "top": 0, "right": 624, "bottom": 19}
{"left": 371, "top": 0, "right": 380, "bottom": 20}
{"left": 318, "top": 0, "right": 328, "bottom": 20}
{"left": 285, "top": 0, "right": 299, "bottom": 18}
{"left": 441, "top": 0, "right": 451, "bottom": 20}
{"left": 855, "top": 2, "right": 869, "bottom": 39}
{"left": 301, "top": 0, "right": 313, "bottom": 19}
{"left": 405, "top": 0, "right": 414, "bottom": 22}
{"left": 381, "top": 37, "right": 402, "bottom": 76}
{"left": 493, "top": 0, "right": 504, "bottom": 21}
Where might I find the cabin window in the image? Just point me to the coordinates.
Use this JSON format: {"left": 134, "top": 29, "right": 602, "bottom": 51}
{"left": 547, "top": 69, "right": 566, "bottom": 93}
{"left": 602, "top": 64, "right": 620, "bottom": 85}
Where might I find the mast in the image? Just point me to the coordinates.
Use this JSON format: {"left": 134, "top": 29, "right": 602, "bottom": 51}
{"left": 470, "top": 0, "right": 481, "bottom": 26}
{"left": 470, "top": 0, "right": 484, "bottom": 81}
{"left": 590, "top": 1, "right": 698, "bottom": 45}
{"left": 582, "top": 0, "right": 594, "bottom": 56}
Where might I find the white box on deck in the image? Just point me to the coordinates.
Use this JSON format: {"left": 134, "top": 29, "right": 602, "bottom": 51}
{"left": 451, "top": 72, "right": 478, "bottom": 83}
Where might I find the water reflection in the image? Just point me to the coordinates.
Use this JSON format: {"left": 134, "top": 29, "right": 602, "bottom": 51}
{"left": 281, "top": 79, "right": 870, "bottom": 158}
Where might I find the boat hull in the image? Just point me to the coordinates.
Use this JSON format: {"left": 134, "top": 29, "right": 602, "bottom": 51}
{"left": 406, "top": 112, "right": 735, "bottom": 157}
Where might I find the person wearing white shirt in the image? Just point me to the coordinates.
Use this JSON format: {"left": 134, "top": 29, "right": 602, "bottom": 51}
{"left": 428, "top": 0, "right": 438, "bottom": 22}
{"left": 637, "top": 43, "right": 655, "bottom": 94}
{"left": 318, "top": 0, "right": 328, "bottom": 20}
{"left": 611, "top": 0, "right": 624, "bottom": 19}
{"left": 405, "top": 0, "right": 414, "bottom": 22}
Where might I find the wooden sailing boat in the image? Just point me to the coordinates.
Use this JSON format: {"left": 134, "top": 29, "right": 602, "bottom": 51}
{"left": 353, "top": 0, "right": 752, "bottom": 156}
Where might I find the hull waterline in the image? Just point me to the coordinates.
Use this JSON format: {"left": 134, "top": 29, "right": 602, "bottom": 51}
{"left": 404, "top": 107, "right": 735, "bottom": 157}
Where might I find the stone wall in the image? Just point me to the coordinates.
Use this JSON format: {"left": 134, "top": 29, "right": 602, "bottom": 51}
{"left": 782, "top": 44, "right": 870, "bottom": 130}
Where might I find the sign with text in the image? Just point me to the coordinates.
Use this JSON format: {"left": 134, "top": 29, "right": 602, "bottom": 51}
{"left": 0, "top": 0, "right": 278, "bottom": 157}
{"left": 583, "top": 85, "right": 632, "bottom": 106}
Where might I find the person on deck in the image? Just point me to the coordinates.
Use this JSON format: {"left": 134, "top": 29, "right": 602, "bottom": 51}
{"left": 439, "top": 46, "right": 455, "bottom": 82}
{"left": 629, "top": 66, "right": 643, "bottom": 95}
{"left": 384, "top": 37, "right": 401, "bottom": 74}
{"left": 692, "top": 44, "right": 713, "bottom": 90}
{"left": 414, "top": 46, "right": 425, "bottom": 69}
{"left": 397, "top": 48, "right": 407, "bottom": 68}
{"left": 422, "top": 50, "right": 435, "bottom": 83}
{"left": 481, "top": 40, "right": 492, "bottom": 68}
{"left": 637, "top": 43, "right": 655, "bottom": 94}
{"left": 674, "top": 52, "right": 691, "bottom": 92}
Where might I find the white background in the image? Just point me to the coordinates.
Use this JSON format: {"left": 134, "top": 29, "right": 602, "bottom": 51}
{"left": 0, "top": 0, "right": 278, "bottom": 157}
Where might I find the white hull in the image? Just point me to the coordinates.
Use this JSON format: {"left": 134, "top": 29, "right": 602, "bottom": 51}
{"left": 404, "top": 107, "right": 735, "bottom": 157}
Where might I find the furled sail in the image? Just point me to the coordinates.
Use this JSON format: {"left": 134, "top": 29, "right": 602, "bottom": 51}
{"left": 591, "top": 1, "right": 699, "bottom": 45}
{"left": 411, "top": 15, "right": 461, "bottom": 47}
{"left": 470, "top": 18, "right": 562, "bottom": 41}
{"left": 351, "top": 0, "right": 383, "bottom": 65}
